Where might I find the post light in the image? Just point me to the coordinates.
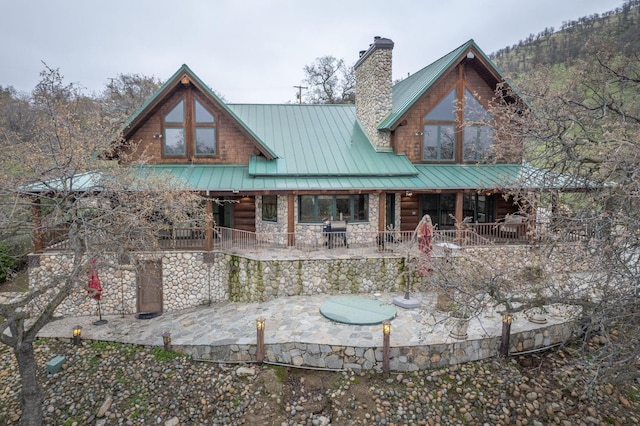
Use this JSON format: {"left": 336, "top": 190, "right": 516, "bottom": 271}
{"left": 500, "top": 313, "right": 513, "bottom": 357}
{"left": 162, "top": 331, "right": 172, "bottom": 352}
{"left": 256, "top": 317, "right": 265, "bottom": 364}
{"left": 72, "top": 325, "right": 82, "bottom": 345}
{"left": 382, "top": 320, "right": 391, "bottom": 376}
{"left": 382, "top": 320, "right": 391, "bottom": 335}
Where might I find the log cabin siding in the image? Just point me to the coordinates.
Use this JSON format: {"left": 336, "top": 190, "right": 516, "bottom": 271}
{"left": 391, "top": 64, "right": 519, "bottom": 164}
{"left": 233, "top": 196, "right": 256, "bottom": 232}
{"left": 124, "top": 87, "right": 258, "bottom": 165}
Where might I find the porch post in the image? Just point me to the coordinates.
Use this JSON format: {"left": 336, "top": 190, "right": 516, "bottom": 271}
{"left": 32, "top": 198, "right": 43, "bottom": 253}
{"left": 378, "top": 192, "right": 386, "bottom": 232}
{"left": 287, "top": 195, "right": 295, "bottom": 247}
{"left": 455, "top": 192, "right": 463, "bottom": 225}
{"left": 455, "top": 192, "right": 464, "bottom": 244}
{"left": 205, "top": 198, "right": 213, "bottom": 252}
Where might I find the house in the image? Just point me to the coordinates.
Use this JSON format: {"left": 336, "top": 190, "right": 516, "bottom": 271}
{"left": 116, "top": 38, "right": 529, "bottom": 241}
{"left": 30, "top": 38, "right": 550, "bottom": 316}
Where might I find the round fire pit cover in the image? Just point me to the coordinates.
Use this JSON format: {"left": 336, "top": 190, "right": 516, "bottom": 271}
{"left": 320, "top": 296, "right": 396, "bottom": 325}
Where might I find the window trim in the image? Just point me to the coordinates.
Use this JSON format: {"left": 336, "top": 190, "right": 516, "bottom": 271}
{"left": 421, "top": 84, "right": 495, "bottom": 163}
{"left": 161, "top": 91, "right": 218, "bottom": 159}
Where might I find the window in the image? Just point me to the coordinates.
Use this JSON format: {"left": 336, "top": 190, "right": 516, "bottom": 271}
{"left": 298, "top": 195, "right": 369, "bottom": 223}
{"left": 262, "top": 195, "right": 278, "bottom": 222}
{"left": 422, "top": 193, "right": 456, "bottom": 228}
{"left": 463, "top": 193, "right": 494, "bottom": 223}
{"left": 163, "top": 96, "right": 217, "bottom": 157}
{"left": 463, "top": 89, "right": 494, "bottom": 161}
{"left": 423, "top": 125, "right": 455, "bottom": 160}
{"left": 422, "top": 87, "right": 494, "bottom": 162}
{"left": 422, "top": 88, "right": 456, "bottom": 161}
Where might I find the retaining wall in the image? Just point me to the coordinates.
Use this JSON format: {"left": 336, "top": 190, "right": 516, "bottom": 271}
{"left": 182, "top": 321, "right": 575, "bottom": 372}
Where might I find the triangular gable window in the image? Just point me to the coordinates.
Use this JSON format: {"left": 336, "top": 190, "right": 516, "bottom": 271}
{"left": 463, "top": 89, "right": 494, "bottom": 161}
{"left": 165, "top": 100, "right": 184, "bottom": 123}
{"left": 422, "top": 88, "right": 456, "bottom": 161}
{"left": 163, "top": 94, "right": 217, "bottom": 157}
{"left": 424, "top": 88, "right": 456, "bottom": 121}
{"left": 422, "top": 87, "right": 494, "bottom": 162}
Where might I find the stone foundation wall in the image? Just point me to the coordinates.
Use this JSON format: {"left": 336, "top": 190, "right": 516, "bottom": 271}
{"left": 28, "top": 250, "right": 414, "bottom": 317}
{"left": 28, "top": 243, "right": 590, "bottom": 318}
{"left": 182, "top": 321, "right": 575, "bottom": 372}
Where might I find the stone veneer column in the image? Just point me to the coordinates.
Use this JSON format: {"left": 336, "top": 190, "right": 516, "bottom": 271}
{"left": 355, "top": 36, "right": 394, "bottom": 151}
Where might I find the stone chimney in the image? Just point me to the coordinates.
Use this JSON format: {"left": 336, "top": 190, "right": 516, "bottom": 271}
{"left": 355, "top": 36, "right": 394, "bottom": 151}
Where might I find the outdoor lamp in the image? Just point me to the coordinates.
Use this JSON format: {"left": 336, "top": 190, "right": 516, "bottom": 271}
{"left": 382, "top": 320, "right": 391, "bottom": 335}
{"left": 72, "top": 325, "right": 82, "bottom": 345}
{"left": 162, "top": 332, "right": 172, "bottom": 352}
{"left": 256, "top": 317, "right": 265, "bottom": 331}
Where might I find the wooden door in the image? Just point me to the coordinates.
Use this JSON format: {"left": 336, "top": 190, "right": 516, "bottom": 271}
{"left": 137, "top": 260, "right": 163, "bottom": 313}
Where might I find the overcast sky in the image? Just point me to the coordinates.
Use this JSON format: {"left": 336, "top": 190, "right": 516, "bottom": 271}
{"left": 0, "top": 0, "right": 624, "bottom": 103}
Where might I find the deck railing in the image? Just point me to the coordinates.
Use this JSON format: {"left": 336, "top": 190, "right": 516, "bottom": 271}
{"left": 40, "top": 222, "right": 594, "bottom": 254}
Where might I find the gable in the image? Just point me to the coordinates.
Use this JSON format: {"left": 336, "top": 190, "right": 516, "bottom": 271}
{"left": 378, "top": 39, "right": 506, "bottom": 131}
{"left": 121, "top": 65, "right": 277, "bottom": 163}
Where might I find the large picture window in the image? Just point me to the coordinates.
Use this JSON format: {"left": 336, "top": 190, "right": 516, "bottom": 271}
{"left": 462, "top": 89, "right": 494, "bottom": 161}
{"left": 163, "top": 95, "right": 217, "bottom": 157}
{"left": 422, "top": 88, "right": 456, "bottom": 161}
{"left": 422, "top": 86, "right": 494, "bottom": 162}
{"left": 298, "top": 195, "right": 369, "bottom": 223}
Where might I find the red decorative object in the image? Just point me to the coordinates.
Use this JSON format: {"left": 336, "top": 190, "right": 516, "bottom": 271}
{"left": 88, "top": 258, "right": 107, "bottom": 325}
{"left": 88, "top": 258, "right": 102, "bottom": 300}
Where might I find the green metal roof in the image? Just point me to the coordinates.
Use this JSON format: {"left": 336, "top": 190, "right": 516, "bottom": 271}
{"left": 122, "top": 65, "right": 278, "bottom": 159}
{"left": 23, "top": 163, "right": 588, "bottom": 194}
{"left": 378, "top": 39, "right": 508, "bottom": 131}
{"left": 227, "top": 103, "right": 416, "bottom": 177}
{"left": 131, "top": 163, "right": 572, "bottom": 192}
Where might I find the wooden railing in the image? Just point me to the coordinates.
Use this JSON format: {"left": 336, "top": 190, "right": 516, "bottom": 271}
{"left": 464, "top": 222, "right": 530, "bottom": 244}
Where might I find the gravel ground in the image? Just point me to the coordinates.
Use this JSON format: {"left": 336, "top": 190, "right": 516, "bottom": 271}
{"left": 1, "top": 338, "right": 639, "bottom": 425}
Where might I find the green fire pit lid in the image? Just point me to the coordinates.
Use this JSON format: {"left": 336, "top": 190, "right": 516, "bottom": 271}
{"left": 320, "top": 296, "right": 397, "bottom": 325}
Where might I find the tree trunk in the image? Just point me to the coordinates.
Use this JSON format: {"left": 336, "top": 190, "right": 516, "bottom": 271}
{"left": 15, "top": 340, "right": 43, "bottom": 426}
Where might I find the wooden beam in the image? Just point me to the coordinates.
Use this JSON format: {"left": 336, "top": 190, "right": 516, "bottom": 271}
{"left": 205, "top": 198, "right": 213, "bottom": 252}
{"left": 32, "top": 198, "right": 43, "bottom": 253}
{"left": 378, "top": 193, "right": 386, "bottom": 232}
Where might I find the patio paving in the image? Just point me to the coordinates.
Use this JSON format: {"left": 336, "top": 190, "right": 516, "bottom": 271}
{"left": 36, "top": 291, "right": 569, "bottom": 351}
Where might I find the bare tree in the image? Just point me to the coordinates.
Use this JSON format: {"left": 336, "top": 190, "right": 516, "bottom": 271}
{"left": 0, "top": 65, "right": 203, "bottom": 425}
{"left": 102, "top": 73, "right": 163, "bottom": 117}
{"left": 302, "top": 56, "right": 355, "bottom": 104}
{"left": 485, "top": 49, "right": 640, "bottom": 383}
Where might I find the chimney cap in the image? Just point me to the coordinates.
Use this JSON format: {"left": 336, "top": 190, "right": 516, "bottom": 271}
{"left": 372, "top": 36, "right": 394, "bottom": 48}
{"left": 354, "top": 36, "right": 394, "bottom": 69}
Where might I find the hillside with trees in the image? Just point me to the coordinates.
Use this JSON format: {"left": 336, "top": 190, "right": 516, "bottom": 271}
{"left": 491, "top": 0, "right": 640, "bottom": 78}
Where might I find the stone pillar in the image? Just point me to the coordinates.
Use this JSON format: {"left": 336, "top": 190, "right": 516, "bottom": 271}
{"left": 355, "top": 36, "right": 394, "bottom": 151}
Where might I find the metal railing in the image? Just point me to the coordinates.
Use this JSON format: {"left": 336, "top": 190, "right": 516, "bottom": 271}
{"left": 41, "top": 222, "right": 596, "bottom": 254}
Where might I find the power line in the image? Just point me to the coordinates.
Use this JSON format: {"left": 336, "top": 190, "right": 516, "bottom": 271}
{"left": 293, "top": 85, "right": 308, "bottom": 104}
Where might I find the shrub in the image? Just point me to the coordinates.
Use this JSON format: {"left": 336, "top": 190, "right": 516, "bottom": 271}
{"left": 0, "top": 242, "right": 18, "bottom": 282}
